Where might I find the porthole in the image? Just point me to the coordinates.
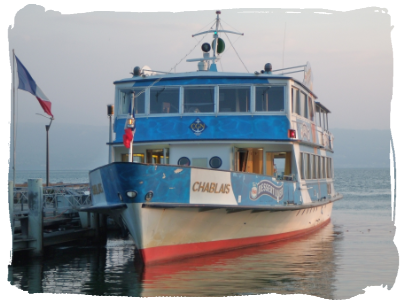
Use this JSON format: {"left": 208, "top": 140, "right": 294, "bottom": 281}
{"left": 178, "top": 157, "right": 190, "bottom": 166}
{"left": 145, "top": 191, "right": 154, "bottom": 202}
{"left": 126, "top": 191, "right": 137, "bottom": 199}
{"left": 209, "top": 156, "right": 222, "bottom": 168}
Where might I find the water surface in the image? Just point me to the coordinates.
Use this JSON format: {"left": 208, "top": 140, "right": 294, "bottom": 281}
{"left": 7, "top": 168, "right": 398, "bottom": 298}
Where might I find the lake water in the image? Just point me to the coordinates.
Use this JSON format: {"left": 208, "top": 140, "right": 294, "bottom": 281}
{"left": 7, "top": 168, "right": 398, "bottom": 298}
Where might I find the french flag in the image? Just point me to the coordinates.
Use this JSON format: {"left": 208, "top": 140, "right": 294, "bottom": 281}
{"left": 15, "top": 55, "right": 54, "bottom": 117}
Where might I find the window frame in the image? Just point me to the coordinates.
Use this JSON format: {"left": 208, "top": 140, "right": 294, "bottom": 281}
{"left": 183, "top": 85, "right": 216, "bottom": 114}
{"left": 218, "top": 85, "right": 251, "bottom": 114}
{"left": 254, "top": 85, "right": 286, "bottom": 114}
{"left": 149, "top": 86, "right": 181, "bottom": 115}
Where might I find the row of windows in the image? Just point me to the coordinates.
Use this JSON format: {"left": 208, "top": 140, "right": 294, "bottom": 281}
{"left": 300, "top": 152, "right": 334, "bottom": 180}
{"left": 119, "top": 85, "right": 285, "bottom": 115}
{"left": 291, "top": 87, "right": 314, "bottom": 121}
{"left": 291, "top": 87, "right": 329, "bottom": 130}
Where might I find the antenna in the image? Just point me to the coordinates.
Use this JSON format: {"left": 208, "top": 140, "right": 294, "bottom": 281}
{"left": 187, "top": 11, "right": 244, "bottom": 71}
{"left": 282, "top": 22, "right": 287, "bottom": 69}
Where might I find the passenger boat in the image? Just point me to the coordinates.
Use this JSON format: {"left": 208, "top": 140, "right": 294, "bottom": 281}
{"left": 86, "top": 11, "right": 343, "bottom": 265}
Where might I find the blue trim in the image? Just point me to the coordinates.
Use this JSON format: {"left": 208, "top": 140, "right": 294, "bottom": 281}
{"left": 114, "top": 115, "right": 291, "bottom": 143}
{"left": 94, "top": 163, "right": 299, "bottom": 206}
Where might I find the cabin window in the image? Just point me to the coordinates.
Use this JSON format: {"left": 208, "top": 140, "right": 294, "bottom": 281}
{"left": 235, "top": 148, "right": 263, "bottom": 174}
{"left": 299, "top": 153, "right": 305, "bottom": 179}
{"left": 303, "top": 153, "right": 311, "bottom": 179}
{"left": 255, "top": 86, "right": 284, "bottom": 112}
{"left": 326, "top": 157, "right": 333, "bottom": 178}
{"left": 291, "top": 87, "right": 299, "bottom": 115}
{"left": 317, "top": 155, "right": 321, "bottom": 179}
{"left": 325, "top": 157, "right": 334, "bottom": 178}
{"left": 321, "top": 157, "right": 326, "bottom": 178}
{"left": 219, "top": 87, "right": 250, "bottom": 113}
{"left": 150, "top": 87, "right": 180, "bottom": 114}
{"left": 312, "top": 155, "right": 318, "bottom": 179}
{"left": 146, "top": 149, "right": 164, "bottom": 164}
{"left": 184, "top": 86, "right": 215, "bottom": 113}
{"left": 323, "top": 112, "right": 329, "bottom": 130}
{"left": 192, "top": 158, "right": 208, "bottom": 168}
{"left": 316, "top": 105, "right": 322, "bottom": 127}
{"left": 121, "top": 153, "right": 145, "bottom": 163}
{"left": 266, "top": 151, "right": 292, "bottom": 179}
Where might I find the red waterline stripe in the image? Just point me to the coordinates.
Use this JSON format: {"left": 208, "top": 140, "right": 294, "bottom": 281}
{"left": 140, "top": 218, "right": 331, "bottom": 264}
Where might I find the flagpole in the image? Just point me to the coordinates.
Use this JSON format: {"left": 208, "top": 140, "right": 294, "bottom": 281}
{"left": 128, "top": 94, "right": 134, "bottom": 163}
{"left": 12, "top": 49, "right": 16, "bottom": 190}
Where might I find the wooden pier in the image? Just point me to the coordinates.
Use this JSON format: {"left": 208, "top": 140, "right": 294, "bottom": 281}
{"left": 9, "top": 179, "right": 108, "bottom": 256}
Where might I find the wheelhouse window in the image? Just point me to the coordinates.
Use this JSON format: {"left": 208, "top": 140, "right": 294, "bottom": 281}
{"left": 308, "top": 97, "right": 314, "bottom": 121}
{"left": 184, "top": 86, "right": 215, "bottom": 113}
{"left": 323, "top": 111, "right": 328, "bottom": 130}
{"left": 316, "top": 105, "right": 322, "bottom": 127}
{"left": 119, "top": 90, "right": 145, "bottom": 115}
{"left": 300, "top": 92, "right": 308, "bottom": 119}
{"left": 133, "top": 90, "right": 145, "bottom": 114}
{"left": 219, "top": 86, "right": 250, "bottom": 113}
{"left": 255, "top": 86, "right": 284, "bottom": 112}
{"left": 150, "top": 87, "right": 179, "bottom": 114}
{"left": 291, "top": 87, "right": 299, "bottom": 115}
{"left": 119, "top": 92, "right": 131, "bottom": 115}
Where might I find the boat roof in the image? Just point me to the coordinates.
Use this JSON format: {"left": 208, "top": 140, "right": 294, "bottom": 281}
{"left": 114, "top": 71, "right": 318, "bottom": 98}
{"left": 315, "top": 101, "right": 331, "bottom": 113}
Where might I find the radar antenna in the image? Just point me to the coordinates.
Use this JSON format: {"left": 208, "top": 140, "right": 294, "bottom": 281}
{"left": 187, "top": 11, "right": 244, "bottom": 71}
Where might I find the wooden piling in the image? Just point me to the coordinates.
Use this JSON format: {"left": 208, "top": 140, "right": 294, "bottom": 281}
{"left": 28, "top": 179, "right": 43, "bottom": 256}
{"left": 0, "top": 181, "right": 14, "bottom": 262}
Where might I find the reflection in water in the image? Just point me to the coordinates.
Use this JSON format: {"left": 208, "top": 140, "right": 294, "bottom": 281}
{"left": 8, "top": 222, "right": 341, "bottom": 298}
{"left": 139, "top": 221, "right": 339, "bottom": 297}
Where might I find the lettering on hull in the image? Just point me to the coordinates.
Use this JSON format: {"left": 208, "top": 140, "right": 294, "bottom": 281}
{"left": 192, "top": 181, "right": 231, "bottom": 194}
{"left": 250, "top": 180, "right": 284, "bottom": 201}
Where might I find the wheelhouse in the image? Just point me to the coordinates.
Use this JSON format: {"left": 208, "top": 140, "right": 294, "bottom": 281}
{"left": 110, "top": 72, "right": 334, "bottom": 188}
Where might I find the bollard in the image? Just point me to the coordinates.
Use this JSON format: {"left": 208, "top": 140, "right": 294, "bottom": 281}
{"left": 28, "top": 179, "right": 43, "bottom": 256}
{"left": 0, "top": 181, "right": 14, "bottom": 262}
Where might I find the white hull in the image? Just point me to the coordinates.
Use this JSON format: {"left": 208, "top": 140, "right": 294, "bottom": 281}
{"left": 120, "top": 201, "right": 334, "bottom": 264}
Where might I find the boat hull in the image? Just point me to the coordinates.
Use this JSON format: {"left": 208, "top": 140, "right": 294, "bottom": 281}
{"left": 121, "top": 202, "right": 334, "bottom": 264}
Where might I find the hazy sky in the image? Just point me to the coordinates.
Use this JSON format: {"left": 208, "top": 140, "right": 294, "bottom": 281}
{"left": 0, "top": 0, "right": 404, "bottom": 131}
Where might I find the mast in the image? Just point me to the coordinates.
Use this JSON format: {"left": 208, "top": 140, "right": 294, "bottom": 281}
{"left": 212, "top": 11, "right": 220, "bottom": 59}
{"left": 12, "top": 49, "right": 16, "bottom": 189}
{"left": 188, "top": 11, "right": 243, "bottom": 71}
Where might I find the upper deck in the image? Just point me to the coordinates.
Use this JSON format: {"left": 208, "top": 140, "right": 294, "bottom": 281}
{"left": 112, "top": 71, "right": 333, "bottom": 151}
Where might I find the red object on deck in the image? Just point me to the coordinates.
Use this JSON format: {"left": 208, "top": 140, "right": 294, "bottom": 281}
{"left": 123, "top": 128, "right": 133, "bottom": 148}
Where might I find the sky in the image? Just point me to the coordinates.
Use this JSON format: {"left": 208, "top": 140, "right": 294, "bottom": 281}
{"left": 0, "top": 0, "right": 404, "bottom": 131}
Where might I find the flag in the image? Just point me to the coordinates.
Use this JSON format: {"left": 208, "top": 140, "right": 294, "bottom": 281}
{"left": 123, "top": 128, "right": 133, "bottom": 148}
{"left": 15, "top": 55, "right": 54, "bottom": 117}
{"left": 122, "top": 95, "right": 137, "bottom": 149}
